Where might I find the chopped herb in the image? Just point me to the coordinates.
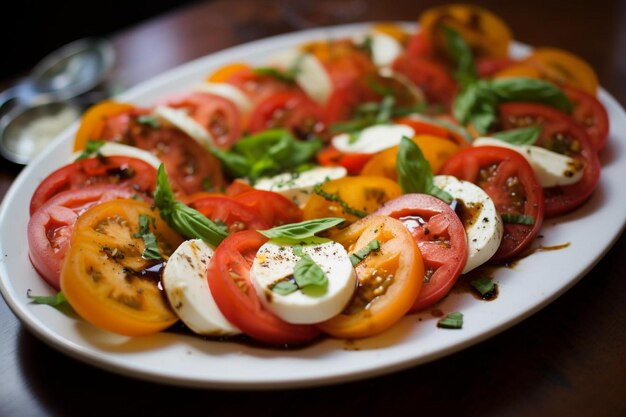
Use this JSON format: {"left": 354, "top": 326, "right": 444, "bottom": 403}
{"left": 470, "top": 278, "right": 495, "bottom": 296}
{"left": 27, "top": 290, "right": 73, "bottom": 314}
{"left": 271, "top": 279, "right": 299, "bottom": 295}
{"left": 253, "top": 54, "right": 305, "bottom": 84}
{"left": 293, "top": 252, "right": 328, "bottom": 295}
{"left": 313, "top": 183, "right": 368, "bottom": 218}
{"left": 492, "top": 126, "right": 542, "bottom": 146}
{"left": 350, "top": 239, "right": 381, "bottom": 266}
{"left": 437, "top": 311, "right": 463, "bottom": 329}
{"left": 501, "top": 213, "right": 535, "bottom": 225}
{"left": 133, "top": 214, "right": 163, "bottom": 260}
{"left": 137, "top": 115, "right": 160, "bottom": 129}
{"left": 75, "top": 140, "right": 105, "bottom": 161}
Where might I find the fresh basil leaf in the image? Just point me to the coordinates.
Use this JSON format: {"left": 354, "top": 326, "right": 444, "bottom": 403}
{"left": 137, "top": 115, "right": 160, "bottom": 128}
{"left": 214, "top": 129, "right": 322, "bottom": 181}
{"left": 501, "top": 213, "right": 535, "bottom": 225}
{"left": 253, "top": 54, "right": 304, "bottom": 84}
{"left": 437, "top": 311, "right": 463, "bottom": 329}
{"left": 470, "top": 277, "right": 496, "bottom": 296}
{"left": 350, "top": 239, "right": 380, "bottom": 266}
{"left": 453, "top": 81, "right": 499, "bottom": 133}
{"left": 375, "top": 95, "right": 395, "bottom": 124}
{"left": 396, "top": 136, "right": 433, "bottom": 193}
{"left": 492, "top": 126, "right": 542, "bottom": 146}
{"left": 293, "top": 254, "right": 328, "bottom": 292}
{"left": 443, "top": 26, "right": 477, "bottom": 86}
{"left": 313, "top": 184, "right": 368, "bottom": 218}
{"left": 28, "top": 290, "right": 68, "bottom": 306}
{"left": 75, "top": 140, "right": 106, "bottom": 161}
{"left": 428, "top": 185, "right": 454, "bottom": 204}
{"left": 271, "top": 279, "right": 299, "bottom": 295}
{"left": 133, "top": 214, "right": 162, "bottom": 260}
{"left": 490, "top": 77, "right": 573, "bottom": 113}
{"left": 154, "top": 164, "right": 229, "bottom": 246}
{"left": 259, "top": 217, "right": 345, "bottom": 240}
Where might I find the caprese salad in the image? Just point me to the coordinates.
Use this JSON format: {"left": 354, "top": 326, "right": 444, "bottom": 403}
{"left": 26, "top": 4, "right": 609, "bottom": 347}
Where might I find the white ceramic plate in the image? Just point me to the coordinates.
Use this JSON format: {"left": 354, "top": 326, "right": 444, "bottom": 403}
{"left": 1, "top": 22, "right": 626, "bottom": 390}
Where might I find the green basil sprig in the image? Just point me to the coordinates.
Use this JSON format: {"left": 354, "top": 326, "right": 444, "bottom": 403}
{"left": 133, "top": 214, "right": 163, "bottom": 260}
{"left": 396, "top": 136, "right": 453, "bottom": 203}
{"left": 154, "top": 164, "right": 229, "bottom": 246}
{"left": 271, "top": 245, "right": 329, "bottom": 296}
{"left": 259, "top": 217, "right": 345, "bottom": 240}
{"left": 443, "top": 26, "right": 477, "bottom": 87}
{"left": 350, "top": 239, "right": 380, "bottom": 266}
{"left": 75, "top": 140, "right": 105, "bottom": 161}
{"left": 437, "top": 311, "right": 464, "bottom": 329}
{"left": 27, "top": 290, "right": 74, "bottom": 314}
{"left": 254, "top": 54, "right": 305, "bottom": 84}
{"left": 453, "top": 77, "right": 573, "bottom": 134}
{"left": 501, "top": 213, "right": 535, "bottom": 225}
{"left": 492, "top": 126, "right": 541, "bottom": 146}
{"left": 212, "top": 129, "right": 322, "bottom": 182}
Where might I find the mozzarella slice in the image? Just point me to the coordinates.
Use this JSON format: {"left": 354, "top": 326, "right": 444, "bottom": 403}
{"left": 162, "top": 239, "right": 241, "bottom": 336}
{"left": 250, "top": 239, "right": 356, "bottom": 324}
{"left": 266, "top": 50, "right": 333, "bottom": 105}
{"left": 332, "top": 124, "right": 415, "bottom": 154}
{"left": 473, "top": 137, "right": 585, "bottom": 188}
{"left": 350, "top": 32, "right": 403, "bottom": 68}
{"left": 434, "top": 175, "right": 503, "bottom": 274}
{"left": 253, "top": 166, "right": 347, "bottom": 206}
{"left": 194, "top": 82, "right": 253, "bottom": 115}
{"left": 153, "top": 105, "right": 215, "bottom": 149}
{"left": 69, "top": 142, "right": 162, "bottom": 168}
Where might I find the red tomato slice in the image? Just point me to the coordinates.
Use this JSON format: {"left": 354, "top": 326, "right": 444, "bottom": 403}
{"left": 233, "top": 189, "right": 303, "bottom": 227}
{"left": 160, "top": 92, "right": 243, "bottom": 149}
{"left": 375, "top": 194, "right": 468, "bottom": 311}
{"left": 248, "top": 91, "right": 326, "bottom": 140}
{"left": 29, "top": 156, "right": 157, "bottom": 215}
{"left": 184, "top": 194, "right": 271, "bottom": 232}
{"left": 440, "top": 145, "right": 545, "bottom": 262}
{"left": 28, "top": 185, "right": 139, "bottom": 290}
{"left": 391, "top": 54, "right": 458, "bottom": 108}
{"left": 224, "top": 179, "right": 254, "bottom": 197}
{"left": 498, "top": 102, "right": 601, "bottom": 217}
{"left": 97, "top": 111, "right": 226, "bottom": 195}
{"left": 476, "top": 57, "right": 518, "bottom": 78}
{"left": 563, "top": 86, "right": 610, "bottom": 152}
{"left": 207, "top": 230, "right": 320, "bottom": 345}
{"left": 316, "top": 145, "right": 373, "bottom": 175}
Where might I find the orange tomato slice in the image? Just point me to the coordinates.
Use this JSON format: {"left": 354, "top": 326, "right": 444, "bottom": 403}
{"left": 316, "top": 215, "right": 424, "bottom": 339}
{"left": 73, "top": 100, "right": 136, "bottom": 151}
{"left": 206, "top": 62, "right": 252, "bottom": 83}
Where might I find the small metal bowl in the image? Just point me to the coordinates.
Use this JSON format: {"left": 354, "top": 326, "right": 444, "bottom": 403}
{"left": 0, "top": 101, "right": 81, "bottom": 164}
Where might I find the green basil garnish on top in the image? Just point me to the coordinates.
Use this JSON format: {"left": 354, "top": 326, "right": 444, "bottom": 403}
{"left": 253, "top": 54, "right": 305, "bottom": 84}
{"left": 350, "top": 239, "right": 381, "bottom": 266}
{"left": 75, "top": 140, "right": 106, "bottom": 161}
{"left": 154, "top": 164, "right": 229, "bottom": 246}
{"left": 492, "top": 125, "right": 542, "bottom": 146}
{"left": 437, "top": 311, "right": 464, "bottom": 329}
{"left": 133, "top": 214, "right": 163, "bottom": 260}
{"left": 501, "top": 213, "right": 535, "bottom": 225}
{"left": 270, "top": 244, "right": 329, "bottom": 296}
{"left": 443, "top": 26, "right": 477, "bottom": 87}
{"left": 259, "top": 217, "right": 345, "bottom": 240}
{"left": 137, "top": 115, "right": 160, "bottom": 129}
{"left": 396, "top": 136, "right": 453, "bottom": 203}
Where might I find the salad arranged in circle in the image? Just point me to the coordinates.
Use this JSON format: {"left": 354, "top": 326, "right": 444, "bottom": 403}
{"left": 27, "top": 4, "right": 609, "bottom": 347}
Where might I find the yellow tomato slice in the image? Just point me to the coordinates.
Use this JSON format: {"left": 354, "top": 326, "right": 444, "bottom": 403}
{"left": 317, "top": 215, "right": 423, "bottom": 339}
{"left": 73, "top": 100, "right": 136, "bottom": 151}
{"left": 361, "top": 134, "right": 459, "bottom": 180}
{"left": 523, "top": 48, "right": 598, "bottom": 94}
{"left": 206, "top": 62, "right": 252, "bottom": 83}
{"left": 61, "top": 199, "right": 183, "bottom": 336}
{"left": 419, "top": 4, "right": 512, "bottom": 58}
{"left": 302, "top": 176, "right": 402, "bottom": 226}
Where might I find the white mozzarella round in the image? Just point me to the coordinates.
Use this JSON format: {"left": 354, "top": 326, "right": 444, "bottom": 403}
{"left": 266, "top": 50, "right": 333, "bottom": 105}
{"left": 253, "top": 166, "right": 347, "bottom": 207}
{"left": 194, "top": 82, "right": 253, "bottom": 115}
{"left": 331, "top": 124, "right": 415, "bottom": 154}
{"left": 69, "top": 142, "right": 162, "bottom": 168}
{"left": 153, "top": 105, "right": 215, "bottom": 149}
{"left": 369, "top": 32, "right": 403, "bottom": 67}
{"left": 434, "top": 175, "right": 503, "bottom": 274}
{"left": 250, "top": 240, "right": 356, "bottom": 324}
{"left": 162, "top": 239, "right": 241, "bottom": 336}
{"left": 473, "top": 137, "right": 584, "bottom": 188}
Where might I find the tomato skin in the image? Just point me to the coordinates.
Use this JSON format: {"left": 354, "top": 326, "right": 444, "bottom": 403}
{"left": 29, "top": 156, "right": 157, "bottom": 215}
{"left": 160, "top": 92, "right": 243, "bottom": 149}
{"left": 248, "top": 91, "right": 326, "bottom": 140}
{"left": 317, "top": 215, "right": 423, "bottom": 339}
{"left": 391, "top": 54, "right": 458, "bottom": 107}
{"left": 233, "top": 189, "right": 303, "bottom": 227}
{"left": 563, "top": 86, "right": 610, "bottom": 152}
{"left": 207, "top": 230, "right": 320, "bottom": 345}
{"left": 185, "top": 194, "right": 271, "bottom": 232}
{"left": 73, "top": 101, "right": 137, "bottom": 151}
{"left": 498, "top": 102, "right": 601, "bottom": 217}
{"left": 440, "top": 146, "right": 544, "bottom": 262}
{"left": 316, "top": 145, "right": 373, "bottom": 175}
{"left": 28, "top": 185, "right": 140, "bottom": 290}
{"left": 476, "top": 57, "right": 518, "bottom": 78}
{"left": 61, "top": 199, "right": 183, "bottom": 337}
{"left": 375, "top": 194, "right": 468, "bottom": 311}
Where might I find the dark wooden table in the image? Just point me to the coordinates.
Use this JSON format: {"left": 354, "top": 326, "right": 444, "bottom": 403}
{"left": 1, "top": 1, "right": 625, "bottom": 416}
